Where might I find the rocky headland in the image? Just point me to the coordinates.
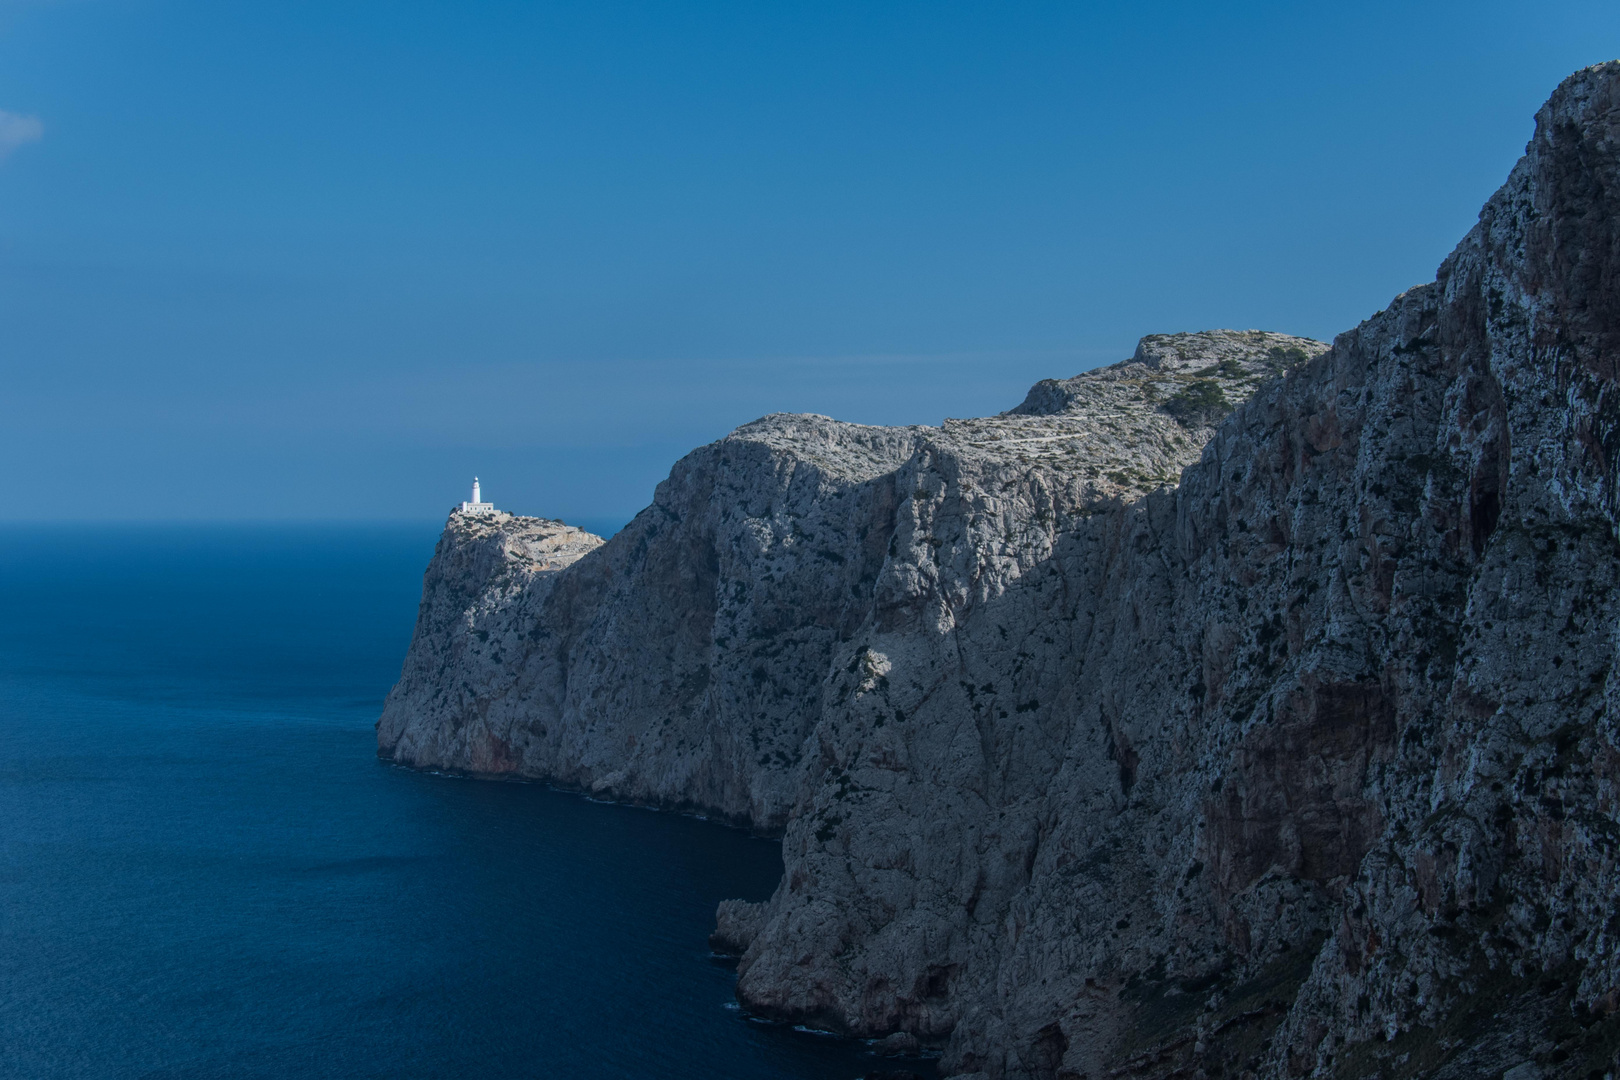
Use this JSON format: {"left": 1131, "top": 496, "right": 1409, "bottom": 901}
{"left": 380, "top": 63, "right": 1620, "bottom": 1079}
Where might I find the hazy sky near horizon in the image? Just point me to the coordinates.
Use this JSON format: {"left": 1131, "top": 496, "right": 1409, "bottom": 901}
{"left": 3, "top": 1, "right": 1618, "bottom": 523}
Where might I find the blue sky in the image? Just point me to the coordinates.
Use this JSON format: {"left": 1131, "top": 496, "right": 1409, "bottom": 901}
{"left": 2, "top": 1, "right": 1617, "bottom": 523}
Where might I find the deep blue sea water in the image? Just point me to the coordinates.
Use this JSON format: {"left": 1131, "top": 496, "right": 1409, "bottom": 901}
{"left": 0, "top": 525, "right": 922, "bottom": 1080}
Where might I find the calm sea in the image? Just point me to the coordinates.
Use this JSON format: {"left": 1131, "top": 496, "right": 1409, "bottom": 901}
{"left": 0, "top": 524, "right": 924, "bottom": 1080}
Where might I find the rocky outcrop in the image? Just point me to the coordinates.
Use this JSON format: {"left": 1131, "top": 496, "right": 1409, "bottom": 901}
{"left": 381, "top": 63, "right": 1620, "bottom": 1080}
{"left": 379, "top": 330, "right": 1319, "bottom": 827}
{"left": 378, "top": 512, "right": 604, "bottom": 774}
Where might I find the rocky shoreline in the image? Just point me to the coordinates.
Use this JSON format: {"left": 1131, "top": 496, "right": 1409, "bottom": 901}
{"left": 381, "top": 63, "right": 1620, "bottom": 1080}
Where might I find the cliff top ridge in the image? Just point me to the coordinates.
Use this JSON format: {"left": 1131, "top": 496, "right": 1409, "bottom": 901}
{"left": 720, "top": 329, "right": 1328, "bottom": 503}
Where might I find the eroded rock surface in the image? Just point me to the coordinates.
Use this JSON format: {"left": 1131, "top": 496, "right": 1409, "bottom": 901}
{"left": 381, "top": 63, "right": 1620, "bottom": 1079}
{"left": 378, "top": 512, "right": 605, "bottom": 774}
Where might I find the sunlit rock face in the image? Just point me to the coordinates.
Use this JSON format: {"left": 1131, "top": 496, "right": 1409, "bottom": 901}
{"left": 383, "top": 61, "right": 1620, "bottom": 1080}
{"left": 377, "top": 511, "right": 605, "bottom": 776}
{"left": 379, "top": 329, "right": 1321, "bottom": 827}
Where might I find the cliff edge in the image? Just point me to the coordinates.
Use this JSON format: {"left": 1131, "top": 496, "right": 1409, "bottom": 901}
{"left": 381, "top": 62, "right": 1620, "bottom": 1080}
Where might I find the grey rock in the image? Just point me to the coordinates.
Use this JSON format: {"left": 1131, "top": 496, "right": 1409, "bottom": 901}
{"left": 377, "top": 510, "right": 604, "bottom": 775}
{"left": 874, "top": 1031, "right": 922, "bottom": 1056}
{"left": 710, "top": 898, "right": 767, "bottom": 956}
{"left": 381, "top": 62, "right": 1620, "bottom": 1080}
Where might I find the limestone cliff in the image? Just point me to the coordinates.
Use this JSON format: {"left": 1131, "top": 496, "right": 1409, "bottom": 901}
{"left": 381, "top": 63, "right": 1620, "bottom": 1080}
{"left": 378, "top": 512, "right": 604, "bottom": 773}
{"left": 379, "top": 329, "right": 1320, "bottom": 826}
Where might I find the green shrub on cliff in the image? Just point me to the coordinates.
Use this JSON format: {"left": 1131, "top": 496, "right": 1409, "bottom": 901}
{"left": 1163, "top": 379, "right": 1231, "bottom": 426}
{"left": 1264, "top": 344, "right": 1310, "bottom": 370}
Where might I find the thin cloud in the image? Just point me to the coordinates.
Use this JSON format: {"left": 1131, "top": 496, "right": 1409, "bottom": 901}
{"left": 0, "top": 109, "right": 43, "bottom": 160}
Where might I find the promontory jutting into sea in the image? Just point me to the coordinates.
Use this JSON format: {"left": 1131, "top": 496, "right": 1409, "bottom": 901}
{"left": 9, "top": 25, "right": 1620, "bottom": 1080}
{"left": 376, "top": 63, "right": 1620, "bottom": 1080}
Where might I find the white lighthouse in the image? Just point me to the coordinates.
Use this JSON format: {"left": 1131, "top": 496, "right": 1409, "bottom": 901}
{"left": 459, "top": 477, "right": 496, "bottom": 516}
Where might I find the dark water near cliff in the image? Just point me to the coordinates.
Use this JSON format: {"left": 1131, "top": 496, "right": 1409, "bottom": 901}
{"left": 0, "top": 525, "right": 920, "bottom": 1080}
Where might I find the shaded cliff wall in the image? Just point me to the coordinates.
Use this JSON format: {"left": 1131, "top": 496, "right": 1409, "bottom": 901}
{"left": 742, "top": 62, "right": 1620, "bottom": 1080}
{"left": 380, "top": 63, "right": 1620, "bottom": 1080}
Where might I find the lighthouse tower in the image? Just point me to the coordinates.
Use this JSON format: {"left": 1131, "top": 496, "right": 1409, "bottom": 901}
{"left": 459, "top": 477, "right": 496, "bottom": 516}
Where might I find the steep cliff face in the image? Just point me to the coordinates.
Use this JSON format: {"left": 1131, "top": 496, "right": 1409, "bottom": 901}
{"left": 379, "top": 330, "right": 1320, "bottom": 828}
{"left": 378, "top": 513, "right": 604, "bottom": 774}
{"left": 382, "top": 63, "right": 1620, "bottom": 1080}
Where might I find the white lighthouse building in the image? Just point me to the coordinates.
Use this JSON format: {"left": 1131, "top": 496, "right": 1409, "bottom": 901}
{"left": 459, "top": 477, "right": 496, "bottom": 516}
